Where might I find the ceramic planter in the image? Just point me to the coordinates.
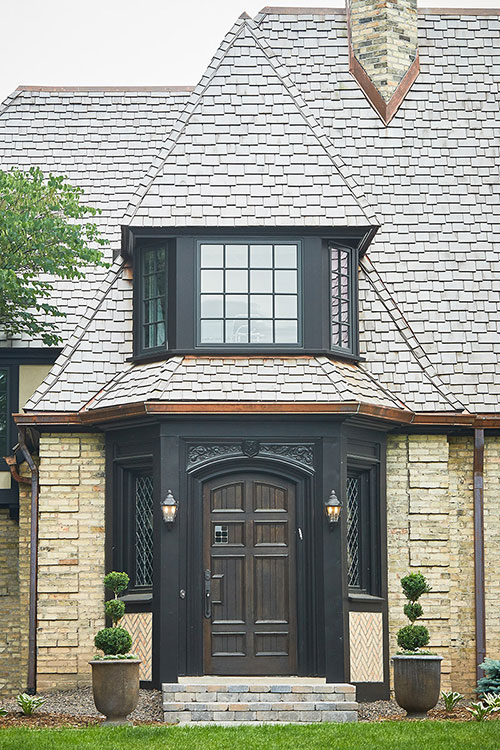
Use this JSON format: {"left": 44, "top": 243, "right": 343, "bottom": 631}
{"left": 90, "top": 660, "right": 141, "bottom": 725}
{"left": 392, "top": 655, "right": 443, "bottom": 718}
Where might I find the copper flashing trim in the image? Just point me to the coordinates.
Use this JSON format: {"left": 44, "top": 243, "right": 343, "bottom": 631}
{"left": 14, "top": 404, "right": 500, "bottom": 429}
{"left": 3, "top": 453, "right": 30, "bottom": 485}
{"left": 17, "top": 85, "right": 195, "bottom": 93}
{"left": 474, "top": 428, "right": 486, "bottom": 681}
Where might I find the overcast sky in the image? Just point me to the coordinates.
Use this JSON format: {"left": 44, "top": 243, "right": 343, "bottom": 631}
{"left": 1, "top": 0, "right": 498, "bottom": 104}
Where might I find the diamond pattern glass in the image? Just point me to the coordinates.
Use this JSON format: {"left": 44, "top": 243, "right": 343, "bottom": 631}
{"left": 346, "top": 475, "right": 360, "bottom": 588}
{"left": 135, "top": 475, "right": 153, "bottom": 587}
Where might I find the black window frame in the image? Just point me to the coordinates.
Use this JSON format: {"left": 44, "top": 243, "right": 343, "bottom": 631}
{"left": 346, "top": 462, "right": 381, "bottom": 597}
{"left": 330, "top": 242, "right": 359, "bottom": 357}
{"left": 133, "top": 240, "right": 174, "bottom": 357}
{"left": 115, "top": 464, "right": 154, "bottom": 596}
{"left": 130, "top": 229, "right": 366, "bottom": 360}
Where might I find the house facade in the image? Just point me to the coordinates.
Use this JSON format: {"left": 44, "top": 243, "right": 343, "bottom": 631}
{"left": 1, "top": 3, "right": 499, "bottom": 706}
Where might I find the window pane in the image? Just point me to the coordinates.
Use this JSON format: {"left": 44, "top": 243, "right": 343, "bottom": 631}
{"left": 226, "top": 270, "right": 248, "bottom": 293}
{"left": 275, "top": 270, "right": 297, "bottom": 293}
{"left": 201, "top": 295, "right": 223, "bottom": 318}
{"left": 331, "top": 244, "right": 352, "bottom": 351}
{"left": 198, "top": 241, "right": 301, "bottom": 346}
{"left": 226, "top": 319, "right": 248, "bottom": 343}
{"left": 135, "top": 475, "right": 153, "bottom": 587}
{"left": 225, "top": 244, "right": 248, "bottom": 268}
{"left": 250, "top": 319, "right": 273, "bottom": 343}
{"left": 250, "top": 270, "right": 272, "bottom": 293}
{"left": 275, "top": 244, "right": 297, "bottom": 268}
{"left": 200, "top": 244, "right": 223, "bottom": 267}
{"left": 201, "top": 270, "right": 223, "bottom": 293}
{"left": 346, "top": 476, "right": 360, "bottom": 588}
{"left": 250, "top": 294, "right": 273, "bottom": 317}
{"left": 0, "top": 369, "right": 8, "bottom": 459}
{"left": 275, "top": 295, "right": 297, "bottom": 319}
{"left": 226, "top": 295, "right": 248, "bottom": 317}
{"left": 200, "top": 319, "right": 224, "bottom": 343}
{"left": 275, "top": 319, "right": 298, "bottom": 343}
{"left": 250, "top": 244, "right": 273, "bottom": 267}
{"left": 142, "top": 246, "right": 167, "bottom": 350}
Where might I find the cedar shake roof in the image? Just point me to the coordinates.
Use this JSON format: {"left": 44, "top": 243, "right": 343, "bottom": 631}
{"left": 1, "top": 9, "right": 499, "bottom": 414}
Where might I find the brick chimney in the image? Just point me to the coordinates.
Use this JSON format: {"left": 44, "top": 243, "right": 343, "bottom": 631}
{"left": 347, "top": 0, "right": 419, "bottom": 124}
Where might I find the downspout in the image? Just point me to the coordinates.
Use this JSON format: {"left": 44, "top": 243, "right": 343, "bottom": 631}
{"left": 473, "top": 428, "right": 486, "bottom": 681}
{"left": 7, "top": 432, "right": 40, "bottom": 694}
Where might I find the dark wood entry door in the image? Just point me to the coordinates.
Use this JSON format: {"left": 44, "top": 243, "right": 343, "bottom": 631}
{"left": 203, "top": 472, "right": 297, "bottom": 675}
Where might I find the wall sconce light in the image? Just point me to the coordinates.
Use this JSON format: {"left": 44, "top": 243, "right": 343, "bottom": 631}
{"left": 324, "top": 489, "right": 342, "bottom": 528}
{"left": 161, "top": 490, "right": 178, "bottom": 528}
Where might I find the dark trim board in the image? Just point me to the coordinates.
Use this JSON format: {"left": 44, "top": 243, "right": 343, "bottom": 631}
{"left": 105, "top": 415, "right": 388, "bottom": 695}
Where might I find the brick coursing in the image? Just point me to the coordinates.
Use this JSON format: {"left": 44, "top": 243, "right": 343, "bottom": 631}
{"left": 349, "top": 0, "right": 418, "bottom": 102}
{"left": 387, "top": 434, "right": 478, "bottom": 694}
{"left": 484, "top": 437, "right": 500, "bottom": 661}
{"left": 0, "top": 510, "right": 21, "bottom": 697}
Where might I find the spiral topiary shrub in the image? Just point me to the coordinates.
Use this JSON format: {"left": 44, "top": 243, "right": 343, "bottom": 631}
{"left": 397, "top": 572, "right": 431, "bottom": 654}
{"left": 94, "top": 571, "right": 135, "bottom": 658}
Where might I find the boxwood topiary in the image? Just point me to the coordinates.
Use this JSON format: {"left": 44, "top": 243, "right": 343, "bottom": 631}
{"left": 397, "top": 572, "right": 432, "bottom": 654}
{"left": 94, "top": 571, "right": 135, "bottom": 658}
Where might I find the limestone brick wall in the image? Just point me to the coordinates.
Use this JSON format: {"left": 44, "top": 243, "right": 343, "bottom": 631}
{"left": 484, "top": 436, "right": 500, "bottom": 660}
{"left": 386, "top": 434, "right": 476, "bottom": 694}
{"left": 0, "top": 509, "right": 21, "bottom": 697}
{"left": 31, "top": 433, "right": 106, "bottom": 690}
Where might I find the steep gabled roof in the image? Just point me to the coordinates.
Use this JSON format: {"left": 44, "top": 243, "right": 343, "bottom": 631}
{"left": 124, "top": 16, "right": 378, "bottom": 228}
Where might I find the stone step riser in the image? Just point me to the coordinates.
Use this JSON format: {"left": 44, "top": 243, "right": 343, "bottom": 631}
{"left": 164, "top": 701, "right": 358, "bottom": 712}
{"left": 163, "top": 692, "right": 354, "bottom": 702}
{"left": 166, "top": 710, "right": 358, "bottom": 724}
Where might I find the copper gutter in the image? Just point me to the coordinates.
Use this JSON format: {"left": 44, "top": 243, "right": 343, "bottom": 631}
{"left": 3, "top": 453, "right": 30, "bottom": 485}
{"left": 473, "top": 428, "right": 486, "bottom": 680}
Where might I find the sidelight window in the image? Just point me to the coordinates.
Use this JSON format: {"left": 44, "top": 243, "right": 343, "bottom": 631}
{"left": 198, "top": 241, "right": 301, "bottom": 346}
{"left": 135, "top": 475, "right": 154, "bottom": 587}
{"left": 346, "top": 468, "right": 380, "bottom": 595}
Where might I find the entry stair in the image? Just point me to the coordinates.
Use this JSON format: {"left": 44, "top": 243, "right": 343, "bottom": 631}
{"left": 162, "top": 677, "right": 358, "bottom": 724}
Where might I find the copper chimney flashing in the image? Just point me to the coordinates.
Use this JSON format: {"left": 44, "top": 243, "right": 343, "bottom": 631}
{"left": 347, "top": 0, "right": 420, "bottom": 124}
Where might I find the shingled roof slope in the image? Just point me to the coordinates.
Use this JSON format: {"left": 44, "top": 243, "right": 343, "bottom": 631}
{"left": 0, "top": 87, "right": 191, "bottom": 347}
{"left": 7, "top": 10, "right": 500, "bottom": 414}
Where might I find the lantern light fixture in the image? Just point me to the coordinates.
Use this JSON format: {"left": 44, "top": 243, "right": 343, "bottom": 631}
{"left": 324, "top": 489, "right": 342, "bottom": 527}
{"left": 161, "top": 490, "right": 178, "bottom": 528}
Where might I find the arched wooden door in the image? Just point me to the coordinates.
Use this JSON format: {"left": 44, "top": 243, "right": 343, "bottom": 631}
{"left": 202, "top": 471, "right": 297, "bottom": 675}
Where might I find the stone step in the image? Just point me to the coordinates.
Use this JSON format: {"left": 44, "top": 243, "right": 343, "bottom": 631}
{"left": 162, "top": 680, "right": 358, "bottom": 723}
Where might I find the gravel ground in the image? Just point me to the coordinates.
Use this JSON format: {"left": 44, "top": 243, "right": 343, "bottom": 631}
{"left": 358, "top": 699, "right": 405, "bottom": 722}
{"left": 2, "top": 687, "right": 163, "bottom": 722}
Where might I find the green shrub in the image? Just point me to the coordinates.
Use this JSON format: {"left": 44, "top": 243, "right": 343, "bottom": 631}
{"left": 401, "top": 572, "right": 431, "bottom": 602}
{"left": 16, "top": 693, "right": 46, "bottom": 716}
{"left": 397, "top": 624, "right": 430, "bottom": 651}
{"left": 105, "top": 598, "right": 125, "bottom": 625}
{"left": 477, "top": 658, "right": 500, "bottom": 697}
{"left": 103, "top": 571, "right": 129, "bottom": 596}
{"left": 94, "top": 627, "right": 132, "bottom": 656}
{"left": 396, "top": 571, "right": 433, "bottom": 655}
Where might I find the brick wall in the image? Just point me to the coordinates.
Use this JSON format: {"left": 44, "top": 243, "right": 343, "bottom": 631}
{"left": 484, "top": 436, "right": 500, "bottom": 660}
{"left": 0, "top": 509, "right": 21, "bottom": 697}
{"left": 17, "top": 433, "right": 106, "bottom": 691}
{"left": 386, "top": 434, "right": 477, "bottom": 694}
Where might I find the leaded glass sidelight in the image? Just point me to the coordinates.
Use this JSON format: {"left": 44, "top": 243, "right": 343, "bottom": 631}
{"left": 135, "top": 475, "right": 154, "bottom": 587}
{"left": 0, "top": 369, "right": 7, "bottom": 459}
{"left": 142, "top": 246, "right": 167, "bottom": 350}
{"left": 330, "top": 244, "right": 353, "bottom": 352}
{"left": 346, "top": 475, "right": 361, "bottom": 588}
{"left": 198, "top": 242, "right": 301, "bottom": 345}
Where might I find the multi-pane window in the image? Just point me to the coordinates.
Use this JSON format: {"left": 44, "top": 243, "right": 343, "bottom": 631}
{"left": 142, "top": 247, "right": 167, "bottom": 350}
{"left": 330, "top": 244, "right": 353, "bottom": 351}
{"left": 198, "top": 242, "right": 300, "bottom": 345}
{"left": 346, "top": 475, "right": 361, "bottom": 588}
{"left": 135, "top": 475, "right": 154, "bottom": 587}
{"left": 0, "top": 369, "right": 8, "bottom": 459}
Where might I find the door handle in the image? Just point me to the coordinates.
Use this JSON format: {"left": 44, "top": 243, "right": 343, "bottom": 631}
{"left": 204, "top": 569, "right": 211, "bottom": 619}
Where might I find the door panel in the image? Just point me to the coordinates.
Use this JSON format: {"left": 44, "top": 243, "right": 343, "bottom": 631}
{"left": 203, "top": 472, "right": 297, "bottom": 675}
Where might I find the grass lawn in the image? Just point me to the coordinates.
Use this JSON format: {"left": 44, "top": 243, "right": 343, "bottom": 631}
{"left": 0, "top": 721, "right": 499, "bottom": 750}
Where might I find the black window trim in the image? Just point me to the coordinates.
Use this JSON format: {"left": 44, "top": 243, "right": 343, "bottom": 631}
{"left": 346, "top": 460, "right": 381, "bottom": 598}
{"left": 329, "top": 240, "right": 360, "bottom": 358}
{"left": 130, "top": 229, "right": 367, "bottom": 361}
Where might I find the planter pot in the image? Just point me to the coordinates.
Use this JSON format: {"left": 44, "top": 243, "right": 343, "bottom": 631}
{"left": 392, "top": 655, "right": 443, "bottom": 718}
{"left": 90, "top": 660, "right": 141, "bottom": 725}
